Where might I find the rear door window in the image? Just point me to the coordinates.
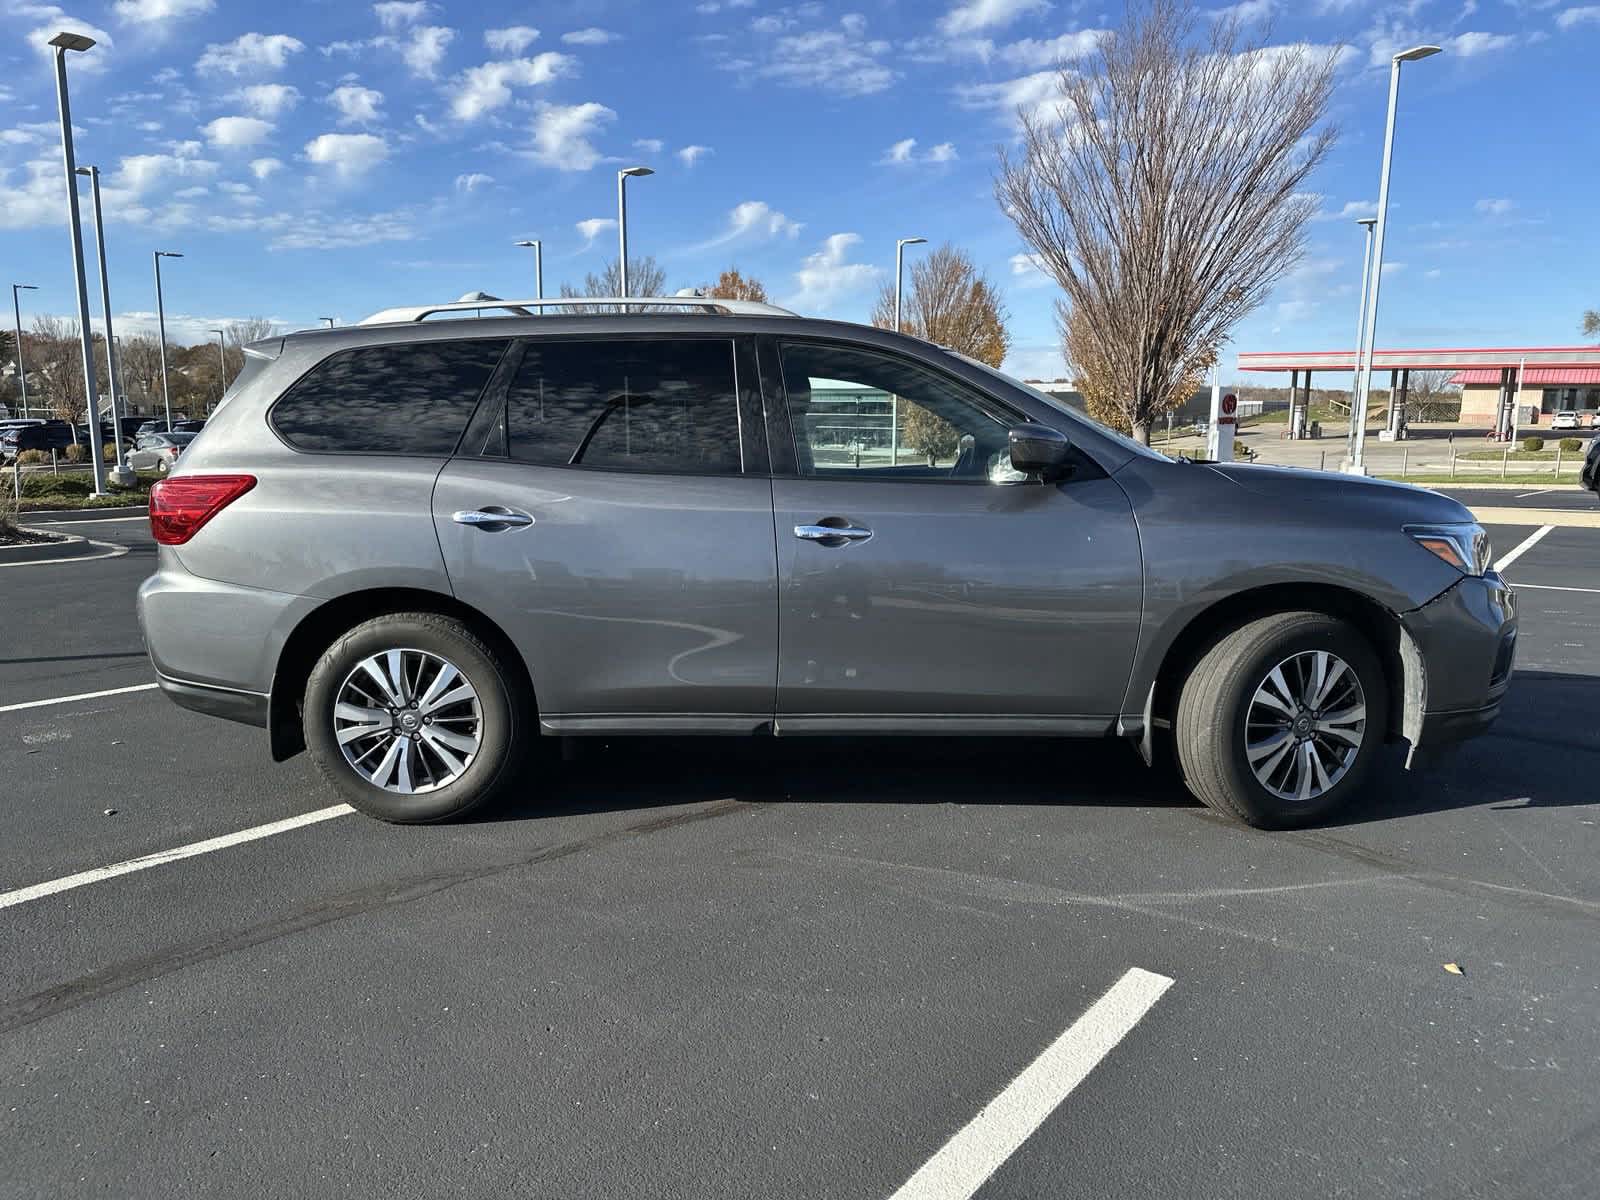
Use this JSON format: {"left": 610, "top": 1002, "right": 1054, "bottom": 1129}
{"left": 504, "top": 338, "right": 742, "bottom": 474}
{"left": 271, "top": 339, "right": 509, "bottom": 454}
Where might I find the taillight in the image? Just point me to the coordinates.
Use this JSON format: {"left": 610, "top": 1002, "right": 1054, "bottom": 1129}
{"left": 149, "top": 474, "right": 256, "bottom": 545}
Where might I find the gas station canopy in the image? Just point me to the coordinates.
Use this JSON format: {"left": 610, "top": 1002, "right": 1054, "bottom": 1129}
{"left": 1238, "top": 346, "right": 1600, "bottom": 373}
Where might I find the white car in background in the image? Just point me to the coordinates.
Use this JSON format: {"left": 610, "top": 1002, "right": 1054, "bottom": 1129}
{"left": 1551, "top": 410, "right": 1581, "bottom": 430}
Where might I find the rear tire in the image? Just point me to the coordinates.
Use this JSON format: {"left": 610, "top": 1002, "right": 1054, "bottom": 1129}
{"left": 1174, "top": 611, "right": 1387, "bottom": 829}
{"left": 303, "top": 611, "right": 532, "bottom": 823}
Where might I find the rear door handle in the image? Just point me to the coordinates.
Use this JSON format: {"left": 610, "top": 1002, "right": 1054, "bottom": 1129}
{"left": 794, "top": 523, "right": 873, "bottom": 543}
{"left": 452, "top": 507, "right": 534, "bottom": 530}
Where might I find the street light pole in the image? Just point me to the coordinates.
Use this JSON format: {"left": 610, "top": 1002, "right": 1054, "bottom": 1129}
{"left": 892, "top": 237, "right": 927, "bottom": 466}
{"left": 209, "top": 327, "right": 227, "bottom": 406}
{"left": 10, "top": 284, "right": 37, "bottom": 419}
{"left": 1350, "top": 44, "right": 1441, "bottom": 475}
{"left": 515, "top": 240, "right": 543, "bottom": 300}
{"left": 153, "top": 250, "right": 182, "bottom": 430}
{"left": 1345, "top": 216, "right": 1378, "bottom": 467}
{"left": 75, "top": 163, "right": 134, "bottom": 485}
{"left": 319, "top": 316, "right": 336, "bottom": 328}
{"left": 50, "top": 30, "right": 108, "bottom": 497}
{"left": 617, "top": 166, "right": 654, "bottom": 298}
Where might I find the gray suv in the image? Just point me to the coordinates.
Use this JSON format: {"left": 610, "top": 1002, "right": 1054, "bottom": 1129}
{"left": 137, "top": 297, "right": 1516, "bottom": 829}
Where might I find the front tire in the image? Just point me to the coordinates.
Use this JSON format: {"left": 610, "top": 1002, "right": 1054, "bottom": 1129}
{"left": 303, "top": 612, "right": 531, "bottom": 823}
{"left": 1174, "top": 612, "right": 1387, "bottom": 829}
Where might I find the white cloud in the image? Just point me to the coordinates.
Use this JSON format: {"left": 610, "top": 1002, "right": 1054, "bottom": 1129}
{"left": 738, "top": 17, "right": 897, "bottom": 96}
{"left": 940, "top": 0, "right": 1051, "bottom": 37}
{"left": 1557, "top": 7, "right": 1600, "bottom": 29}
{"left": 231, "top": 83, "right": 300, "bottom": 117}
{"left": 526, "top": 101, "right": 615, "bottom": 171}
{"left": 249, "top": 156, "right": 282, "bottom": 180}
{"left": 677, "top": 144, "right": 712, "bottom": 167}
{"left": 884, "top": 137, "right": 917, "bottom": 164}
{"left": 955, "top": 70, "right": 1060, "bottom": 124}
{"left": 327, "top": 84, "right": 384, "bottom": 125}
{"left": 173, "top": 185, "right": 209, "bottom": 199}
{"left": 1210, "top": 0, "right": 1275, "bottom": 21}
{"left": 1475, "top": 196, "right": 1515, "bottom": 215}
{"left": 197, "top": 32, "right": 306, "bottom": 76}
{"left": 1380, "top": 261, "right": 1405, "bottom": 276}
{"left": 633, "top": 138, "right": 664, "bottom": 153}
{"left": 374, "top": 1, "right": 429, "bottom": 30}
{"left": 691, "top": 200, "right": 802, "bottom": 251}
{"left": 485, "top": 25, "right": 538, "bottom": 53}
{"left": 998, "top": 29, "right": 1104, "bottom": 68}
{"left": 926, "top": 141, "right": 958, "bottom": 163}
{"left": 575, "top": 216, "right": 617, "bottom": 248}
{"left": 398, "top": 25, "right": 453, "bottom": 76}
{"left": 304, "top": 132, "right": 390, "bottom": 178}
{"left": 563, "top": 27, "right": 620, "bottom": 45}
{"left": 113, "top": 0, "right": 212, "bottom": 22}
{"left": 881, "top": 137, "right": 959, "bottom": 165}
{"left": 113, "top": 150, "right": 219, "bottom": 194}
{"left": 203, "top": 116, "right": 274, "bottom": 148}
{"left": 455, "top": 172, "right": 493, "bottom": 192}
{"left": 451, "top": 53, "right": 576, "bottom": 120}
{"left": 1008, "top": 252, "right": 1051, "bottom": 288}
{"left": 1424, "top": 268, "right": 1442, "bottom": 279}
{"left": 1448, "top": 30, "right": 1518, "bottom": 55}
{"left": 1314, "top": 199, "right": 1378, "bottom": 221}
{"left": 790, "top": 232, "right": 879, "bottom": 313}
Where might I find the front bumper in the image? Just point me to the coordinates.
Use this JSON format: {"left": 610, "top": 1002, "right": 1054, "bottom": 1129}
{"left": 1399, "top": 570, "right": 1516, "bottom": 764}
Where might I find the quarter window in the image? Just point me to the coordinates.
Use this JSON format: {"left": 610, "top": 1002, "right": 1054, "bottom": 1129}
{"left": 270, "top": 339, "right": 509, "bottom": 454}
{"left": 504, "top": 339, "right": 741, "bottom": 474}
{"left": 779, "top": 341, "right": 1018, "bottom": 482}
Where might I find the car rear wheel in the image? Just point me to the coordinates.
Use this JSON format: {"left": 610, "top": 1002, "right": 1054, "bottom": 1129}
{"left": 303, "top": 611, "right": 532, "bottom": 823}
{"left": 1174, "top": 611, "right": 1387, "bottom": 829}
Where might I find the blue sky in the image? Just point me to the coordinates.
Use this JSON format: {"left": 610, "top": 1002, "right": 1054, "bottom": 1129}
{"left": 1, "top": 0, "right": 1596, "bottom": 381}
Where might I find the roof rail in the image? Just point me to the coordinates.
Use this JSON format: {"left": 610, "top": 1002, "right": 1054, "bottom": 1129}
{"left": 359, "top": 293, "right": 798, "bottom": 325}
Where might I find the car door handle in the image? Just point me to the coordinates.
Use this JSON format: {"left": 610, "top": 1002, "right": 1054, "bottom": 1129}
{"left": 452, "top": 507, "right": 534, "bottom": 530}
{"left": 794, "top": 523, "right": 873, "bottom": 543}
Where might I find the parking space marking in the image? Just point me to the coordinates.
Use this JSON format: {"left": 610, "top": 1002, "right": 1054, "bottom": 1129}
{"left": 888, "top": 966, "right": 1174, "bottom": 1200}
{"left": 1512, "top": 583, "right": 1600, "bottom": 595}
{"left": 28, "top": 515, "right": 149, "bottom": 525}
{"left": 0, "top": 682, "right": 160, "bottom": 714}
{"left": 1514, "top": 490, "right": 1553, "bottom": 500}
{"left": 1494, "top": 524, "right": 1554, "bottom": 572}
{"left": 0, "top": 540, "right": 129, "bottom": 567}
{"left": 0, "top": 804, "right": 355, "bottom": 911}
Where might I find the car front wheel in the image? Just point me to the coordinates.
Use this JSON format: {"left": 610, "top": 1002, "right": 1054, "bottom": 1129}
{"left": 302, "top": 612, "right": 532, "bottom": 823}
{"left": 1175, "top": 611, "right": 1388, "bottom": 829}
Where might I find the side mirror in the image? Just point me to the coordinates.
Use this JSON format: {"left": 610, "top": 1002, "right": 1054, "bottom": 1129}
{"left": 1008, "top": 422, "right": 1072, "bottom": 480}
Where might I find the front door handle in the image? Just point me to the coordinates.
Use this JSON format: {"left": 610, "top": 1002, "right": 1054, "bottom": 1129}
{"left": 452, "top": 507, "right": 534, "bottom": 530}
{"left": 794, "top": 522, "right": 872, "bottom": 544}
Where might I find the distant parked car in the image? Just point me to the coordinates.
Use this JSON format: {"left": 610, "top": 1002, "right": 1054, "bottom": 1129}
{"left": 128, "top": 431, "right": 196, "bottom": 473}
{"left": 1551, "top": 410, "right": 1581, "bottom": 431}
{"left": 135, "top": 418, "right": 201, "bottom": 437}
{"left": 1, "top": 420, "right": 74, "bottom": 461}
{"left": 173, "top": 419, "right": 207, "bottom": 434}
{"left": 1583, "top": 435, "right": 1600, "bottom": 495}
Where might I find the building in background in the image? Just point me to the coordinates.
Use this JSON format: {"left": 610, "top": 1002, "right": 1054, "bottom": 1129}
{"left": 1450, "top": 367, "right": 1600, "bottom": 424}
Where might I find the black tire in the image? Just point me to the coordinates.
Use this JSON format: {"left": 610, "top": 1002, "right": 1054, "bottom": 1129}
{"left": 1174, "top": 611, "right": 1388, "bottom": 829}
{"left": 302, "top": 611, "right": 532, "bottom": 823}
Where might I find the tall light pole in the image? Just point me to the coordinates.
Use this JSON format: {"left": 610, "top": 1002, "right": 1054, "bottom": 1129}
{"left": 74, "top": 163, "right": 134, "bottom": 485}
{"left": 50, "top": 30, "right": 108, "bottom": 497}
{"left": 10, "top": 283, "right": 38, "bottom": 419}
{"left": 616, "top": 166, "right": 654, "bottom": 298}
{"left": 1344, "top": 216, "right": 1378, "bottom": 467}
{"left": 515, "top": 239, "right": 543, "bottom": 300}
{"left": 153, "top": 250, "right": 182, "bottom": 430}
{"left": 1349, "top": 44, "right": 1441, "bottom": 475}
{"left": 891, "top": 237, "right": 927, "bottom": 467}
{"left": 209, "top": 327, "right": 227, "bottom": 406}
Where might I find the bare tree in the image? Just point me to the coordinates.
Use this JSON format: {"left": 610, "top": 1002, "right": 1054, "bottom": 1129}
{"left": 996, "top": 0, "right": 1338, "bottom": 442}
{"left": 870, "top": 243, "right": 1011, "bottom": 368}
{"left": 118, "top": 333, "right": 165, "bottom": 412}
{"left": 704, "top": 268, "right": 769, "bottom": 303}
{"left": 559, "top": 256, "right": 668, "bottom": 312}
{"left": 28, "top": 315, "right": 103, "bottom": 426}
{"left": 1583, "top": 310, "right": 1599, "bottom": 338}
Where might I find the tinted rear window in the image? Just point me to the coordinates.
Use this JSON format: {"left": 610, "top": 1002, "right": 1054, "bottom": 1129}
{"left": 271, "top": 339, "right": 508, "bottom": 454}
{"left": 504, "top": 339, "right": 741, "bottom": 474}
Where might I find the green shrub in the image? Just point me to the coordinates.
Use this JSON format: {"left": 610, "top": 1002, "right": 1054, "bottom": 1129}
{"left": 1560, "top": 438, "right": 1582, "bottom": 453}
{"left": 16, "top": 449, "right": 46, "bottom": 465}
{"left": 1522, "top": 436, "right": 1544, "bottom": 453}
{"left": 20, "top": 474, "right": 92, "bottom": 498}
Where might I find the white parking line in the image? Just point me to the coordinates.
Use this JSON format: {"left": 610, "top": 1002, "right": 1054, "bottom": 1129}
{"left": 1495, "top": 524, "right": 1554, "bottom": 573}
{"left": 1513, "top": 489, "right": 1552, "bottom": 500}
{"left": 0, "top": 804, "right": 355, "bottom": 910}
{"left": 0, "top": 682, "right": 160, "bottom": 714}
{"left": 1513, "top": 582, "right": 1600, "bottom": 595}
{"left": 29, "top": 515, "right": 149, "bottom": 524}
{"left": 888, "top": 967, "right": 1174, "bottom": 1200}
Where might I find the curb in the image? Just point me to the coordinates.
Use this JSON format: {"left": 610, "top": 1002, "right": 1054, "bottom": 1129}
{"left": 16, "top": 504, "right": 148, "bottom": 522}
{"left": 0, "top": 529, "right": 129, "bottom": 567}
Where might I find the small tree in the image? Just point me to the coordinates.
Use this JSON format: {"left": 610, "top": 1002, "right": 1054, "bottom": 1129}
{"left": 705, "top": 268, "right": 769, "bottom": 303}
{"left": 996, "top": 0, "right": 1338, "bottom": 442}
{"left": 1583, "top": 310, "right": 1599, "bottom": 338}
{"left": 560, "top": 256, "right": 668, "bottom": 312}
{"left": 901, "top": 403, "right": 959, "bottom": 466}
{"left": 870, "top": 243, "right": 1010, "bottom": 368}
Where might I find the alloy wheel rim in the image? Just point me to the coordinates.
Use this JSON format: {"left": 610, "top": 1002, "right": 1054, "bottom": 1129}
{"left": 1244, "top": 649, "right": 1366, "bottom": 803}
{"left": 334, "top": 648, "right": 482, "bottom": 794}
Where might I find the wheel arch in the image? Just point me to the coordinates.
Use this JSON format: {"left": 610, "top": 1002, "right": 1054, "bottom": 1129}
{"left": 1144, "top": 582, "right": 1410, "bottom": 756}
{"left": 267, "top": 587, "right": 535, "bottom": 761}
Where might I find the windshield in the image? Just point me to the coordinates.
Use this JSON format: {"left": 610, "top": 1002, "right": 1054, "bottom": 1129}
{"left": 945, "top": 352, "right": 1174, "bottom": 463}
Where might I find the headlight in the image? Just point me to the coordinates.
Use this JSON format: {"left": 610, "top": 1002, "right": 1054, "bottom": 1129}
{"left": 1405, "top": 522, "right": 1492, "bottom": 576}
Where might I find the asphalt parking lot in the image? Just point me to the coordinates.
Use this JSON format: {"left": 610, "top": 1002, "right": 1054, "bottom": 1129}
{"left": 3, "top": 491, "right": 1598, "bottom": 1199}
